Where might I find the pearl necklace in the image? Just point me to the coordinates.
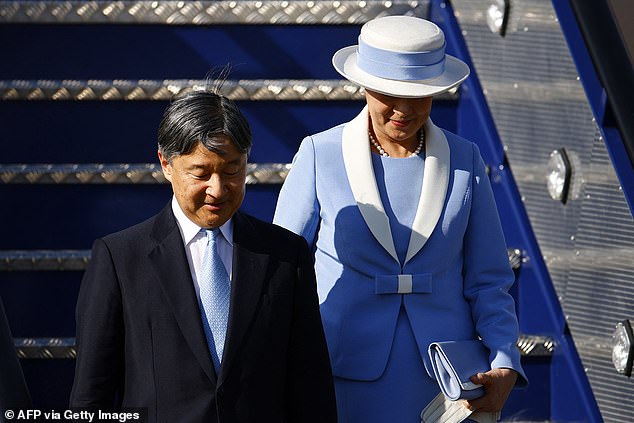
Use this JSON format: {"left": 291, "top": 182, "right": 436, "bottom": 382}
{"left": 368, "top": 128, "right": 425, "bottom": 157}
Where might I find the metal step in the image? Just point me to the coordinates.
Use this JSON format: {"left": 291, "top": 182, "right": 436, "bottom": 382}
{"left": 0, "top": 163, "right": 291, "bottom": 185}
{"left": 0, "top": 0, "right": 429, "bottom": 25}
{"left": 0, "top": 79, "right": 459, "bottom": 102}
{"left": 1, "top": 0, "right": 429, "bottom": 25}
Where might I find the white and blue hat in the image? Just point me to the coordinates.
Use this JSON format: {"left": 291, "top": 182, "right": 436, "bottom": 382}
{"left": 332, "top": 15, "right": 470, "bottom": 98}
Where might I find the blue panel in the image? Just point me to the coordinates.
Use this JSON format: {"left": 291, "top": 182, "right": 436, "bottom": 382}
{"left": 243, "top": 185, "right": 281, "bottom": 223}
{"left": 0, "top": 102, "right": 165, "bottom": 163}
{"left": 0, "top": 273, "right": 80, "bottom": 337}
{"left": 20, "top": 360, "right": 76, "bottom": 408}
{"left": 0, "top": 25, "right": 359, "bottom": 79}
{"left": 551, "top": 334, "right": 604, "bottom": 422}
{"left": 503, "top": 357, "right": 551, "bottom": 420}
{"left": 243, "top": 101, "right": 363, "bottom": 162}
{"left": 0, "top": 101, "right": 364, "bottom": 163}
{"left": 0, "top": 185, "right": 171, "bottom": 248}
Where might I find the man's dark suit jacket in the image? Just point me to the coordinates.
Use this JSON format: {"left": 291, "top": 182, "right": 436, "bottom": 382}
{"left": 70, "top": 204, "right": 337, "bottom": 423}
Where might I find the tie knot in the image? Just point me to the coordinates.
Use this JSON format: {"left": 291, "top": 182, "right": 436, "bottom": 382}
{"left": 204, "top": 228, "right": 220, "bottom": 245}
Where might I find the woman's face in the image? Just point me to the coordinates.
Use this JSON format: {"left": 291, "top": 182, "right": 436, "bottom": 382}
{"left": 365, "top": 90, "right": 433, "bottom": 145}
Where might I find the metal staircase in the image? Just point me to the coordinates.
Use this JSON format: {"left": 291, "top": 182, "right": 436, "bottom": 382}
{"left": 5, "top": 1, "right": 632, "bottom": 421}
{"left": 0, "top": 0, "right": 426, "bottom": 409}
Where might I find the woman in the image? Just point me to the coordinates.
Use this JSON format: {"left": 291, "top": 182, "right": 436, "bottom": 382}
{"left": 274, "top": 15, "right": 527, "bottom": 422}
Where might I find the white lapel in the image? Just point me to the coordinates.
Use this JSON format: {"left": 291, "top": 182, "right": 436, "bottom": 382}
{"left": 404, "top": 118, "right": 450, "bottom": 263}
{"left": 342, "top": 107, "right": 399, "bottom": 263}
{"left": 341, "top": 109, "right": 450, "bottom": 266}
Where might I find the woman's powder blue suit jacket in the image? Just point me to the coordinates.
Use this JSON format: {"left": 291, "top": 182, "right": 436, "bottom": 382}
{"left": 274, "top": 107, "right": 527, "bottom": 384}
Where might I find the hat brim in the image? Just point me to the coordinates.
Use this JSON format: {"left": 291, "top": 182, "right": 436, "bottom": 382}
{"left": 332, "top": 45, "right": 470, "bottom": 98}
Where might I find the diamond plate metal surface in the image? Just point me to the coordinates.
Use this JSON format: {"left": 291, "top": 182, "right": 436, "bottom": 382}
{"left": 0, "top": 1, "right": 428, "bottom": 25}
{"left": 0, "top": 250, "right": 91, "bottom": 271}
{"left": 14, "top": 338, "right": 76, "bottom": 359}
{"left": 516, "top": 334, "right": 554, "bottom": 357}
{"left": 507, "top": 248, "right": 522, "bottom": 271}
{"left": 0, "top": 164, "right": 166, "bottom": 184}
{"left": 0, "top": 79, "right": 367, "bottom": 101}
{"left": 0, "top": 79, "right": 459, "bottom": 101}
{"left": 0, "top": 163, "right": 291, "bottom": 184}
{"left": 452, "top": 0, "right": 634, "bottom": 420}
{"left": 245, "top": 163, "right": 292, "bottom": 184}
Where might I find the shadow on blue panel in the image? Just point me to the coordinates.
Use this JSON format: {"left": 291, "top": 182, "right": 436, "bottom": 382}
{"left": 0, "top": 185, "right": 171, "bottom": 249}
{"left": 503, "top": 357, "right": 551, "bottom": 421}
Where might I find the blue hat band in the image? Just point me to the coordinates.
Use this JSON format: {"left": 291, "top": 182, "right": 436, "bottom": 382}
{"left": 356, "top": 37, "right": 446, "bottom": 81}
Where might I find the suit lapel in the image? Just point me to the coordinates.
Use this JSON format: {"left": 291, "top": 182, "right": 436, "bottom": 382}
{"left": 405, "top": 118, "right": 450, "bottom": 264}
{"left": 218, "top": 212, "right": 269, "bottom": 386}
{"left": 342, "top": 106, "right": 399, "bottom": 263}
{"left": 342, "top": 109, "right": 451, "bottom": 265}
{"left": 148, "top": 205, "right": 217, "bottom": 384}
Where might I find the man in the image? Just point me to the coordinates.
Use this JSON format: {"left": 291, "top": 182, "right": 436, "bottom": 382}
{"left": 70, "top": 91, "right": 337, "bottom": 423}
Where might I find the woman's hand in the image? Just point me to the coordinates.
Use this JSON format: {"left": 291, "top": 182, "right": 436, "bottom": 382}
{"left": 462, "top": 368, "right": 518, "bottom": 412}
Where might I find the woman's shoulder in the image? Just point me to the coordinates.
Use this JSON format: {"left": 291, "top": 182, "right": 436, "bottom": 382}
{"left": 440, "top": 128, "right": 481, "bottom": 162}
{"left": 441, "top": 128, "right": 475, "bottom": 150}
{"left": 307, "top": 122, "right": 346, "bottom": 144}
{"left": 294, "top": 123, "right": 347, "bottom": 158}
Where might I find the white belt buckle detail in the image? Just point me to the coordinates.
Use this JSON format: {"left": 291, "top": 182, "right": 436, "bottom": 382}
{"left": 398, "top": 274, "right": 413, "bottom": 294}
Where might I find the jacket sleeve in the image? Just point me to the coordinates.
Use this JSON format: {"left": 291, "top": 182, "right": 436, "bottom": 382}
{"left": 70, "top": 238, "right": 125, "bottom": 408}
{"left": 286, "top": 236, "right": 337, "bottom": 422}
{"left": 273, "top": 137, "right": 321, "bottom": 247}
{"left": 462, "top": 143, "right": 528, "bottom": 386}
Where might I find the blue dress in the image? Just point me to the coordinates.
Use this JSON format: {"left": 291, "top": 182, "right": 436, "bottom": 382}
{"left": 334, "top": 154, "right": 439, "bottom": 422}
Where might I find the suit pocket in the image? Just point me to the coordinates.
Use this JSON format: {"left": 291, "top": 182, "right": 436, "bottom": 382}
{"left": 442, "top": 169, "right": 471, "bottom": 234}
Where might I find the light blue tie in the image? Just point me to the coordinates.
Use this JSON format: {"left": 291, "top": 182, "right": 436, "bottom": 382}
{"left": 199, "top": 228, "right": 231, "bottom": 373}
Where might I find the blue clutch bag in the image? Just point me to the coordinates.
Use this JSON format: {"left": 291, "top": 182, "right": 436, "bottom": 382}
{"left": 428, "top": 340, "right": 490, "bottom": 401}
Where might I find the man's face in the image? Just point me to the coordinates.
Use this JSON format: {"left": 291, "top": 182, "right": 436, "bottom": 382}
{"left": 159, "top": 138, "right": 247, "bottom": 228}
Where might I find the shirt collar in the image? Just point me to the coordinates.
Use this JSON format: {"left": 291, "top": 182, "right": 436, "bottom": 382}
{"left": 171, "top": 196, "right": 234, "bottom": 246}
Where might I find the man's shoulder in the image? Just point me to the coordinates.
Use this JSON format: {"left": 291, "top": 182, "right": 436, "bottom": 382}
{"left": 236, "top": 212, "right": 303, "bottom": 243}
{"left": 100, "top": 207, "right": 168, "bottom": 248}
{"left": 234, "top": 212, "right": 308, "bottom": 258}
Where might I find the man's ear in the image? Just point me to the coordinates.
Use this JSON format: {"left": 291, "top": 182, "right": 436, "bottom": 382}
{"left": 158, "top": 150, "right": 173, "bottom": 183}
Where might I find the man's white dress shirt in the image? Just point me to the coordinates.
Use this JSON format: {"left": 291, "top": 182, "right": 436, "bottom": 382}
{"left": 171, "top": 196, "right": 234, "bottom": 302}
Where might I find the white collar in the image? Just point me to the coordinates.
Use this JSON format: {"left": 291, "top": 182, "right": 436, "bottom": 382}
{"left": 341, "top": 106, "right": 450, "bottom": 264}
{"left": 171, "top": 196, "right": 234, "bottom": 247}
